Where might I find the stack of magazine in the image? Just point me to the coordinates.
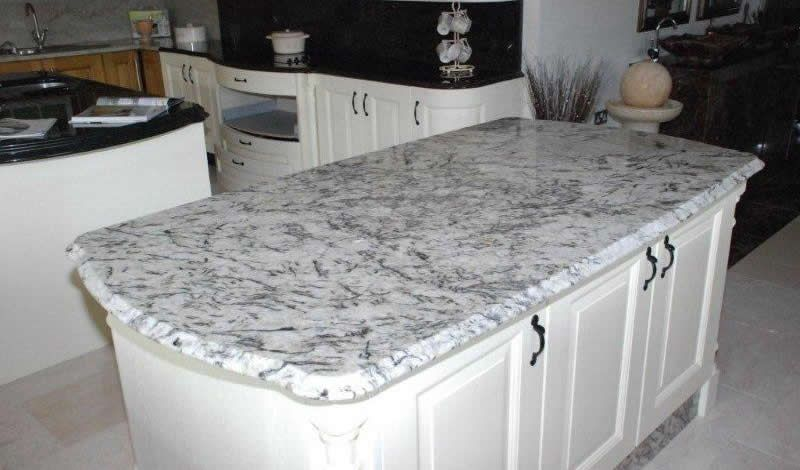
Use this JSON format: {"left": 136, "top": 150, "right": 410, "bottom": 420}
{"left": 69, "top": 96, "right": 183, "bottom": 127}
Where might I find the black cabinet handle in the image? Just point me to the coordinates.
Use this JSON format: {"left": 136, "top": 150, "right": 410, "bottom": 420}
{"left": 530, "top": 315, "right": 546, "bottom": 367}
{"left": 231, "top": 159, "right": 244, "bottom": 166}
{"left": 238, "top": 139, "right": 252, "bottom": 146}
{"left": 181, "top": 64, "right": 187, "bottom": 82}
{"left": 352, "top": 91, "right": 358, "bottom": 115}
{"left": 644, "top": 247, "right": 658, "bottom": 291}
{"left": 363, "top": 93, "right": 369, "bottom": 116}
{"left": 414, "top": 100, "right": 420, "bottom": 125}
{"left": 234, "top": 77, "right": 247, "bottom": 83}
{"left": 188, "top": 65, "right": 194, "bottom": 84}
{"left": 661, "top": 236, "right": 676, "bottom": 278}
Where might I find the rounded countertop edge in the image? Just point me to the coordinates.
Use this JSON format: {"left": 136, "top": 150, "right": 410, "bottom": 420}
{"left": 65, "top": 156, "right": 764, "bottom": 403}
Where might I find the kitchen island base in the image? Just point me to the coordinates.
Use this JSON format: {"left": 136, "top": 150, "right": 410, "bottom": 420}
{"left": 108, "top": 185, "right": 742, "bottom": 470}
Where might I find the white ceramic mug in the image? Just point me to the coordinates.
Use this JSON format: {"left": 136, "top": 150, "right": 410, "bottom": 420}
{"left": 451, "top": 10, "right": 472, "bottom": 34}
{"left": 437, "top": 12, "right": 453, "bottom": 35}
{"left": 436, "top": 39, "right": 462, "bottom": 63}
{"left": 457, "top": 38, "right": 472, "bottom": 63}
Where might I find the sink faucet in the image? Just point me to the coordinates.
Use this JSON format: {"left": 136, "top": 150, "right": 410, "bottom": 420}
{"left": 649, "top": 17, "right": 679, "bottom": 62}
{"left": 25, "top": 3, "right": 48, "bottom": 50}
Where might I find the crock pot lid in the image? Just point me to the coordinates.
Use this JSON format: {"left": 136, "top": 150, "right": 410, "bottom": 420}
{"left": 269, "top": 29, "right": 307, "bottom": 39}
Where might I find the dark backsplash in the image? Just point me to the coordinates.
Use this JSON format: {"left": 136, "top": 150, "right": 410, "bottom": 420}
{"left": 217, "top": 0, "right": 522, "bottom": 75}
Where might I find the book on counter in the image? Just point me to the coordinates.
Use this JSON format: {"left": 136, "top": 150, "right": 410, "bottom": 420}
{"left": 69, "top": 96, "right": 183, "bottom": 127}
{"left": 0, "top": 118, "right": 57, "bottom": 140}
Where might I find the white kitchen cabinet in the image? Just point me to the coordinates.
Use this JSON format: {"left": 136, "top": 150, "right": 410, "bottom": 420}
{"left": 360, "top": 80, "right": 413, "bottom": 154}
{"left": 636, "top": 201, "right": 734, "bottom": 441}
{"left": 540, "top": 255, "right": 651, "bottom": 470}
{"left": 314, "top": 75, "right": 365, "bottom": 164}
{"left": 410, "top": 78, "right": 526, "bottom": 139}
{"left": 314, "top": 75, "right": 525, "bottom": 164}
{"left": 160, "top": 52, "right": 220, "bottom": 153}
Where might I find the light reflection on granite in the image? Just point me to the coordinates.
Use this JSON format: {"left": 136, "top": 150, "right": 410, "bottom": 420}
{"left": 67, "top": 118, "right": 763, "bottom": 401}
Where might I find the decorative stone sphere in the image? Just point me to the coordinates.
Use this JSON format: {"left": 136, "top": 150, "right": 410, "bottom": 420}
{"left": 620, "top": 61, "right": 673, "bottom": 108}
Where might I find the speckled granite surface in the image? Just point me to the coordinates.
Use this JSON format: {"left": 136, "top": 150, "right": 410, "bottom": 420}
{"left": 67, "top": 118, "right": 763, "bottom": 401}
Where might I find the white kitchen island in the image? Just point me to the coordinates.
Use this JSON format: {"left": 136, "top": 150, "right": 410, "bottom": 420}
{"left": 68, "top": 119, "right": 762, "bottom": 470}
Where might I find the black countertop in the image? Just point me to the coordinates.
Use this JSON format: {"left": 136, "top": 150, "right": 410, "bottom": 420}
{"left": 0, "top": 73, "right": 207, "bottom": 165}
{"left": 160, "top": 41, "right": 524, "bottom": 90}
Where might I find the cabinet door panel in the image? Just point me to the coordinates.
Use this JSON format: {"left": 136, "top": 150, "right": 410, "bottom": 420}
{"left": 102, "top": 51, "right": 141, "bottom": 91}
{"left": 43, "top": 55, "right": 105, "bottom": 82}
{"left": 0, "top": 59, "right": 43, "bottom": 74}
{"left": 638, "top": 208, "right": 724, "bottom": 440}
{"left": 546, "top": 258, "right": 649, "bottom": 470}
{"left": 160, "top": 53, "right": 189, "bottom": 100}
{"left": 315, "top": 76, "right": 362, "bottom": 164}
{"left": 417, "top": 332, "right": 523, "bottom": 470}
{"left": 361, "top": 82, "right": 412, "bottom": 153}
{"left": 187, "top": 58, "right": 219, "bottom": 152}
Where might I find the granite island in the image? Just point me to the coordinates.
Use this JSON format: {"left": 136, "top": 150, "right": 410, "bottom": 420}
{"left": 68, "top": 118, "right": 763, "bottom": 470}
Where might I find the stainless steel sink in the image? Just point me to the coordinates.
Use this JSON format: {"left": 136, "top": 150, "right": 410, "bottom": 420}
{"left": 1, "top": 43, "right": 110, "bottom": 56}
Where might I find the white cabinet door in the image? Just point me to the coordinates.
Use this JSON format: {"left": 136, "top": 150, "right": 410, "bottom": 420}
{"left": 361, "top": 81, "right": 413, "bottom": 153}
{"left": 160, "top": 53, "right": 189, "bottom": 100}
{"left": 314, "top": 75, "right": 365, "bottom": 165}
{"left": 637, "top": 204, "right": 730, "bottom": 441}
{"left": 186, "top": 57, "right": 219, "bottom": 152}
{"left": 543, "top": 257, "right": 651, "bottom": 470}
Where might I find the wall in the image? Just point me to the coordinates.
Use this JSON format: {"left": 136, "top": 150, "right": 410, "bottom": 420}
{"left": 522, "top": 0, "right": 758, "bottom": 115}
{"left": 164, "top": 0, "right": 221, "bottom": 40}
{"left": 0, "top": 0, "right": 166, "bottom": 46}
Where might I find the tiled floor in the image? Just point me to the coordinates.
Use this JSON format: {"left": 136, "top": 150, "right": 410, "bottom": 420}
{"left": 2, "top": 218, "right": 800, "bottom": 470}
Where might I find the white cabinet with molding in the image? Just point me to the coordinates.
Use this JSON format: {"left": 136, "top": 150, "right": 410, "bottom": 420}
{"left": 314, "top": 74, "right": 527, "bottom": 164}
{"left": 161, "top": 52, "right": 220, "bottom": 153}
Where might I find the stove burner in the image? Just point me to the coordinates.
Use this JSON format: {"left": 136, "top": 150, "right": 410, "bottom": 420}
{"left": 273, "top": 53, "right": 309, "bottom": 69}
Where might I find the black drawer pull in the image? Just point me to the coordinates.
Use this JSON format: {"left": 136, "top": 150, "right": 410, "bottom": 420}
{"left": 238, "top": 139, "right": 252, "bottom": 146}
{"left": 234, "top": 77, "right": 247, "bottom": 83}
{"left": 188, "top": 65, "right": 194, "bottom": 84}
{"left": 530, "top": 315, "right": 546, "bottom": 367}
{"left": 231, "top": 159, "right": 244, "bottom": 166}
{"left": 414, "top": 100, "right": 420, "bottom": 125}
{"left": 352, "top": 91, "right": 358, "bottom": 115}
{"left": 181, "top": 64, "right": 187, "bottom": 82}
{"left": 661, "top": 236, "right": 676, "bottom": 278}
{"left": 644, "top": 247, "right": 658, "bottom": 291}
{"left": 363, "top": 93, "right": 369, "bottom": 116}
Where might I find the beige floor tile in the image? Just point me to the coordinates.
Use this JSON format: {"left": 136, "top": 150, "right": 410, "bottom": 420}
{"left": 716, "top": 317, "right": 800, "bottom": 405}
{"left": 722, "top": 271, "right": 800, "bottom": 336}
{"left": 737, "top": 218, "right": 800, "bottom": 269}
{"left": 730, "top": 257, "right": 800, "bottom": 289}
{"left": 19, "top": 422, "right": 134, "bottom": 470}
{"left": 0, "top": 401, "right": 62, "bottom": 470}
{"left": 24, "top": 368, "right": 126, "bottom": 447}
{"left": 643, "top": 421, "right": 800, "bottom": 470}
{"left": 0, "top": 348, "right": 116, "bottom": 409}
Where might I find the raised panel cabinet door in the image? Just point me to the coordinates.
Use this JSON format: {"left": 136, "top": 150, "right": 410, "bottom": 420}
{"left": 160, "top": 53, "right": 190, "bottom": 100}
{"left": 42, "top": 54, "right": 105, "bottom": 82}
{"left": 314, "top": 76, "right": 364, "bottom": 164}
{"left": 417, "top": 329, "right": 526, "bottom": 470}
{"left": 544, "top": 256, "right": 651, "bottom": 470}
{"left": 637, "top": 205, "right": 728, "bottom": 441}
{"left": 101, "top": 51, "right": 142, "bottom": 91}
{"left": 186, "top": 57, "right": 219, "bottom": 152}
{"left": 411, "top": 95, "right": 484, "bottom": 140}
{"left": 0, "top": 59, "right": 43, "bottom": 74}
{"left": 140, "top": 50, "right": 165, "bottom": 96}
{"left": 360, "top": 81, "right": 413, "bottom": 153}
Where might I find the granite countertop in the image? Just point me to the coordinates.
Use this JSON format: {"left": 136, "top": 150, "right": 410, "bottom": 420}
{"left": 67, "top": 118, "right": 763, "bottom": 402}
{"left": 0, "top": 72, "right": 206, "bottom": 164}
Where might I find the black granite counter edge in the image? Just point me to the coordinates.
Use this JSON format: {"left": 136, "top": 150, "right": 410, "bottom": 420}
{"left": 0, "top": 105, "right": 207, "bottom": 165}
{"left": 158, "top": 46, "right": 524, "bottom": 89}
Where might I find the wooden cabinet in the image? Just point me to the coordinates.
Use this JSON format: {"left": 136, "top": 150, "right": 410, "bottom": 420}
{"left": 140, "top": 50, "right": 165, "bottom": 96}
{"left": 102, "top": 51, "right": 141, "bottom": 91}
{"left": 1, "top": 51, "right": 146, "bottom": 92}
{"left": 160, "top": 52, "right": 220, "bottom": 154}
{"left": 41, "top": 54, "right": 106, "bottom": 82}
{"left": 0, "top": 60, "right": 43, "bottom": 74}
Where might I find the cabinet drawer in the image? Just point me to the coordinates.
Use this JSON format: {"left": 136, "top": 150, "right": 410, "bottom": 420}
{"left": 221, "top": 125, "right": 299, "bottom": 166}
{"left": 215, "top": 64, "right": 298, "bottom": 96}
{"left": 218, "top": 146, "right": 293, "bottom": 181}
